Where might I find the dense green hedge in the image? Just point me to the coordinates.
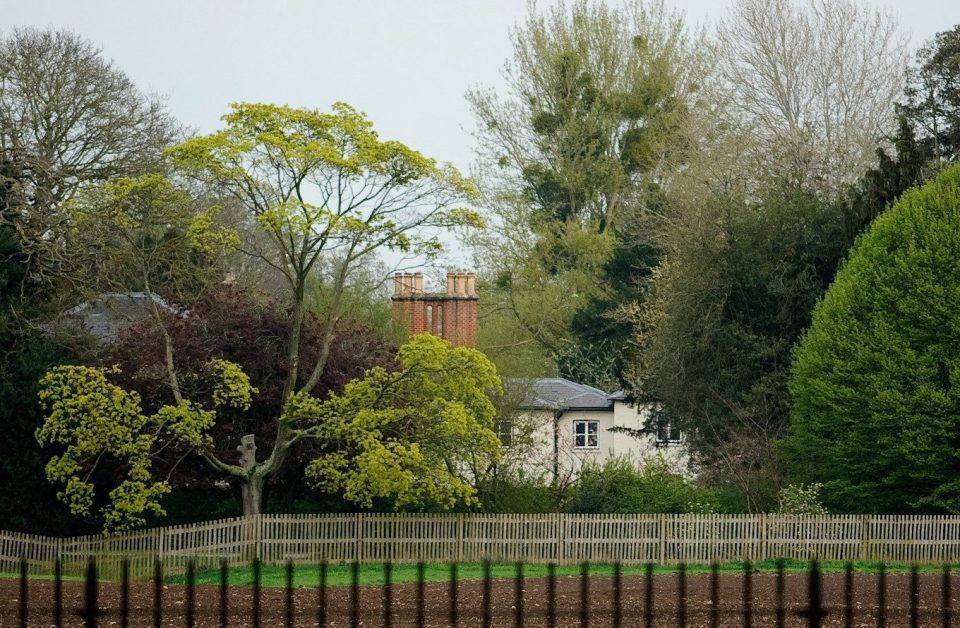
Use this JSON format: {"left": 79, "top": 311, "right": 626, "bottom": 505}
{"left": 784, "top": 163, "right": 960, "bottom": 513}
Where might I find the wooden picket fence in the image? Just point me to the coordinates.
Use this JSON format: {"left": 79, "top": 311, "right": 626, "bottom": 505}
{"left": 4, "top": 513, "right": 960, "bottom": 579}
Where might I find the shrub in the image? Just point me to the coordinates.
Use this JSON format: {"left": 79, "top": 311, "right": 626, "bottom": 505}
{"left": 776, "top": 483, "right": 828, "bottom": 515}
{"left": 565, "top": 457, "right": 722, "bottom": 514}
{"left": 476, "top": 469, "right": 556, "bottom": 514}
{"left": 784, "top": 163, "right": 960, "bottom": 513}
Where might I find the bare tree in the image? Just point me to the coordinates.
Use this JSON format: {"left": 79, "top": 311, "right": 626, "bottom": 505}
{"left": 0, "top": 27, "right": 178, "bottom": 287}
{"left": 716, "top": 0, "right": 907, "bottom": 195}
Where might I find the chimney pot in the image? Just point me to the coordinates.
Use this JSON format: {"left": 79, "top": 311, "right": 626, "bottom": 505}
{"left": 391, "top": 269, "right": 478, "bottom": 347}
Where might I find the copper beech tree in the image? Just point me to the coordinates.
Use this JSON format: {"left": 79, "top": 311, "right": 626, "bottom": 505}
{"left": 36, "top": 103, "right": 501, "bottom": 530}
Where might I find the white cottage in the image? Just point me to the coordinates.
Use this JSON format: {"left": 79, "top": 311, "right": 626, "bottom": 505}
{"left": 499, "top": 378, "right": 688, "bottom": 482}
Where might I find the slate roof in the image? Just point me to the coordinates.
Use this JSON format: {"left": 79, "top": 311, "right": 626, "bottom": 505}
{"left": 61, "top": 292, "right": 179, "bottom": 343}
{"left": 512, "top": 377, "right": 616, "bottom": 411}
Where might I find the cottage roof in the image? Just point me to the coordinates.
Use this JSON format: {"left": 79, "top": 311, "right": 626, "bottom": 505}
{"left": 512, "top": 377, "right": 615, "bottom": 411}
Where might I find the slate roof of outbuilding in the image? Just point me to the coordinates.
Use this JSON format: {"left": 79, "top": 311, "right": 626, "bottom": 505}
{"left": 512, "top": 377, "right": 615, "bottom": 411}
{"left": 61, "top": 292, "right": 179, "bottom": 342}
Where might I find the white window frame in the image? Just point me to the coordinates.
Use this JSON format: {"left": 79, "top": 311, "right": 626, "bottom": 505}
{"left": 495, "top": 420, "right": 514, "bottom": 447}
{"left": 573, "top": 420, "right": 599, "bottom": 450}
{"left": 655, "top": 420, "right": 683, "bottom": 446}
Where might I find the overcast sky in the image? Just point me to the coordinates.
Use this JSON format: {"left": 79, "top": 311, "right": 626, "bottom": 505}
{"left": 4, "top": 0, "right": 960, "bottom": 269}
{"left": 7, "top": 0, "right": 959, "bottom": 172}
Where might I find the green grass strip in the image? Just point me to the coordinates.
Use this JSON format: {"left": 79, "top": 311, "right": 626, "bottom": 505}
{"left": 166, "top": 559, "right": 960, "bottom": 588}
{"left": 3, "top": 559, "right": 955, "bottom": 585}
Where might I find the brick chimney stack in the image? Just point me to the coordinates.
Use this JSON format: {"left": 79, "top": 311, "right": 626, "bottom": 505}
{"left": 391, "top": 271, "right": 478, "bottom": 347}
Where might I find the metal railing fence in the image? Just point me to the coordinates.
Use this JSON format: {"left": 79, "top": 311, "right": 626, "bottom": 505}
{"left": 6, "top": 557, "right": 957, "bottom": 627}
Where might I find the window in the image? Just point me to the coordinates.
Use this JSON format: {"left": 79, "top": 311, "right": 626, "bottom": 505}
{"left": 495, "top": 420, "right": 513, "bottom": 447}
{"left": 655, "top": 420, "right": 683, "bottom": 446}
{"left": 573, "top": 420, "right": 599, "bottom": 449}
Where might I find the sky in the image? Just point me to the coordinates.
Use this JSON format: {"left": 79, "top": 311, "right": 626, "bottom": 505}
{"left": 4, "top": 0, "right": 960, "bottom": 269}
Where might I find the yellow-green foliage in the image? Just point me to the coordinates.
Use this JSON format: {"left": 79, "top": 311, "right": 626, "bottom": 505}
{"left": 36, "top": 359, "right": 253, "bottom": 532}
{"left": 66, "top": 173, "right": 238, "bottom": 294}
{"left": 187, "top": 206, "right": 240, "bottom": 255}
{"left": 208, "top": 358, "right": 258, "bottom": 410}
{"left": 300, "top": 334, "right": 503, "bottom": 510}
{"left": 36, "top": 366, "right": 170, "bottom": 532}
{"left": 166, "top": 102, "right": 482, "bottom": 273}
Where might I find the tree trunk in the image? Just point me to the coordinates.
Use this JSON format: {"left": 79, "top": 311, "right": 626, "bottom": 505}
{"left": 237, "top": 434, "right": 263, "bottom": 516}
{"left": 241, "top": 476, "right": 263, "bottom": 516}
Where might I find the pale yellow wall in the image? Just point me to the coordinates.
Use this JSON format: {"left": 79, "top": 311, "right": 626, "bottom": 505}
{"left": 610, "top": 401, "right": 688, "bottom": 471}
{"left": 505, "top": 402, "right": 688, "bottom": 480}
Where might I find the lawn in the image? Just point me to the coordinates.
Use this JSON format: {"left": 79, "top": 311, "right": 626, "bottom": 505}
{"left": 163, "top": 559, "right": 958, "bottom": 588}
{"left": 2, "top": 558, "right": 954, "bottom": 585}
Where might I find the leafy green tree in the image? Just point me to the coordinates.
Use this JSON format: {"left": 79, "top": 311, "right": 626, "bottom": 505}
{"left": 97, "top": 286, "right": 398, "bottom": 515}
{"left": 64, "top": 173, "right": 235, "bottom": 306}
{"left": 632, "top": 189, "right": 847, "bottom": 510}
{"left": 37, "top": 102, "right": 484, "bottom": 527}
{"left": 38, "top": 334, "right": 501, "bottom": 530}
{"left": 0, "top": 145, "right": 81, "bottom": 534}
{"left": 0, "top": 30, "right": 179, "bottom": 534}
{"left": 301, "top": 334, "right": 502, "bottom": 510}
{"left": 628, "top": 25, "right": 951, "bottom": 509}
{"left": 467, "top": 0, "right": 706, "bottom": 385}
{"left": 784, "top": 163, "right": 960, "bottom": 513}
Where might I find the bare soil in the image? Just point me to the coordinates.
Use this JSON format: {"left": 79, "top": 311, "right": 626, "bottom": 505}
{"left": 1, "top": 571, "right": 955, "bottom": 627}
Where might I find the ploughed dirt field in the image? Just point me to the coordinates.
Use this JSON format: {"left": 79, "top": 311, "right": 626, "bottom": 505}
{"left": 1, "top": 571, "right": 956, "bottom": 627}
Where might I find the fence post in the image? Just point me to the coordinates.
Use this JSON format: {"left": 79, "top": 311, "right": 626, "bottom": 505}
{"left": 858, "top": 515, "right": 870, "bottom": 561}
{"left": 456, "top": 513, "right": 464, "bottom": 563}
{"left": 557, "top": 513, "right": 566, "bottom": 565}
{"left": 760, "top": 513, "right": 768, "bottom": 562}
{"left": 355, "top": 513, "right": 363, "bottom": 564}
{"left": 659, "top": 514, "right": 667, "bottom": 565}
{"left": 157, "top": 525, "right": 166, "bottom": 563}
{"left": 256, "top": 514, "right": 264, "bottom": 563}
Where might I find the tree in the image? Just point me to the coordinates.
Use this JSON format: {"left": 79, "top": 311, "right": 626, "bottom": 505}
{"left": 64, "top": 173, "right": 234, "bottom": 305}
{"left": 38, "top": 333, "right": 501, "bottom": 529}
{"left": 901, "top": 25, "right": 960, "bottom": 164}
{"left": 626, "top": 5, "right": 929, "bottom": 510}
{"left": 629, "top": 117, "right": 938, "bottom": 513}
{"left": 715, "top": 0, "right": 907, "bottom": 196}
{"left": 303, "top": 334, "right": 502, "bottom": 510}
{"left": 0, "top": 155, "right": 79, "bottom": 535}
{"left": 467, "top": 0, "right": 707, "bottom": 384}
{"left": 0, "top": 27, "right": 178, "bottom": 288}
{"left": 784, "top": 163, "right": 960, "bottom": 513}
{"left": 0, "top": 29, "right": 182, "bottom": 534}
{"left": 96, "top": 286, "right": 397, "bottom": 510}
{"left": 630, "top": 189, "right": 845, "bottom": 510}
{"left": 37, "top": 102, "right": 485, "bottom": 526}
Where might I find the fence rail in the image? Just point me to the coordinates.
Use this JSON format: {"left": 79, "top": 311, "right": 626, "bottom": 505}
{"left": 4, "top": 513, "right": 960, "bottom": 579}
